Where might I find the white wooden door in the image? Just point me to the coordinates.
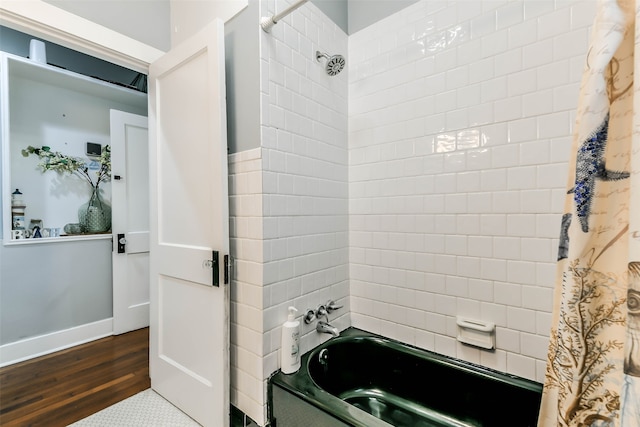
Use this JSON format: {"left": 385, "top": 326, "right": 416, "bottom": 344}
{"left": 111, "top": 110, "right": 150, "bottom": 335}
{"left": 148, "top": 19, "right": 229, "bottom": 427}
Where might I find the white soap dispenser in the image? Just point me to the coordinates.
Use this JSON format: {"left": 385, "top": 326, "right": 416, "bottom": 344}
{"left": 281, "top": 306, "right": 301, "bottom": 374}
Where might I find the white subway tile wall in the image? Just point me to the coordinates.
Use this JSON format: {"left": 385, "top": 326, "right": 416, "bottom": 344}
{"left": 229, "top": 148, "right": 265, "bottom": 424}
{"left": 348, "top": 0, "right": 593, "bottom": 383}
{"left": 261, "top": 1, "right": 350, "bottom": 362}
{"left": 229, "top": 0, "right": 350, "bottom": 424}
{"left": 260, "top": 0, "right": 350, "bottom": 352}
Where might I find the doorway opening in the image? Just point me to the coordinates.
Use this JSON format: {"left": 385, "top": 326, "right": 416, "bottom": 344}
{"left": 0, "top": 25, "right": 150, "bottom": 367}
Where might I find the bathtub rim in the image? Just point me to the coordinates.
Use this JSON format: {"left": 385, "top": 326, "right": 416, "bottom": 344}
{"left": 269, "top": 327, "right": 543, "bottom": 427}
{"left": 269, "top": 328, "right": 395, "bottom": 427}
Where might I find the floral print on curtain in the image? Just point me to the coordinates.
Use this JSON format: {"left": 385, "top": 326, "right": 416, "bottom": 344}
{"left": 538, "top": 0, "right": 640, "bottom": 426}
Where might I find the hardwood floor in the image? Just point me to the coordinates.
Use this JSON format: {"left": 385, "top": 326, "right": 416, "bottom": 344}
{"left": 0, "top": 327, "right": 150, "bottom": 427}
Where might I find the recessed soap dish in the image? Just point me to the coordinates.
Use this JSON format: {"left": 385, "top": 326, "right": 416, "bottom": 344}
{"left": 456, "top": 316, "right": 495, "bottom": 350}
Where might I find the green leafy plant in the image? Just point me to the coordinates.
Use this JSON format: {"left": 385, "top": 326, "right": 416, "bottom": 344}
{"left": 21, "top": 145, "right": 111, "bottom": 189}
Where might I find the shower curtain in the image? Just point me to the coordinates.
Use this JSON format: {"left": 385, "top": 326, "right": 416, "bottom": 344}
{"left": 538, "top": 0, "right": 640, "bottom": 426}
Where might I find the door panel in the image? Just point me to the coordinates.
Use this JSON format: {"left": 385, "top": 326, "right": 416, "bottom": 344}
{"left": 156, "top": 51, "right": 216, "bottom": 248}
{"left": 125, "top": 253, "right": 149, "bottom": 306}
{"left": 149, "top": 19, "right": 229, "bottom": 427}
{"left": 159, "top": 275, "right": 217, "bottom": 381}
{"left": 111, "top": 110, "right": 150, "bottom": 335}
{"left": 124, "top": 125, "right": 150, "bottom": 232}
{"left": 158, "top": 245, "right": 215, "bottom": 286}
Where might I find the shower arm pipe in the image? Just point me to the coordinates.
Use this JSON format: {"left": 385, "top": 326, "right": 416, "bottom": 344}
{"left": 260, "top": 0, "right": 309, "bottom": 32}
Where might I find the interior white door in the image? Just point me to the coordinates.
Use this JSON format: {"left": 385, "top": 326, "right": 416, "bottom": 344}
{"left": 148, "top": 19, "right": 229, "bottom": 427}
{"left": 111, "top": 110, "right": 150, "bottom": 335}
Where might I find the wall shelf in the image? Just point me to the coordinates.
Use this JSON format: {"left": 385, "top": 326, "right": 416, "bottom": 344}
{"left": 1, "top": 52, "right": 147, "bottom": 245}
{"left": 4, "top": 233, "right": 111, "bottom": 246}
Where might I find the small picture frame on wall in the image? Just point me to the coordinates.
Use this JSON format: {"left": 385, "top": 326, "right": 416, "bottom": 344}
{"left": 86, "top": 142, "right": 101, "bottom": 157}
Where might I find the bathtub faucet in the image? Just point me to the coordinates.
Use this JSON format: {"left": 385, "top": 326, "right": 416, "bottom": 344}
{"left": 305, "top": 300, "right": 342, "bottom": 337}
{"left": 317, "top": 320, "right": 339, "bottom": 337}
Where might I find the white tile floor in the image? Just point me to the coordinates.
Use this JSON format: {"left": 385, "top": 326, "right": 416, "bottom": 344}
{"left": 68, "top": 389, "right": 201, "bottom": 427}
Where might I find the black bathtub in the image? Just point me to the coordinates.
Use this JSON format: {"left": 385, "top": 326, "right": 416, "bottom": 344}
{"left": 270, "top": 328, "right": 543, "bottom": 427}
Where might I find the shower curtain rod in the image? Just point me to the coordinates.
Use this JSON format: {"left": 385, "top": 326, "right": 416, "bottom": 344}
{"left": 261, "top": 0, "right": 310, "bottom": 32}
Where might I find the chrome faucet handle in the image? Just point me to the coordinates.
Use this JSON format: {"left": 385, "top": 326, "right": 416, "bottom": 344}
{"left": 304, "top": 309, "right": 316, "bottom": 324}
{"left": 325, "top": 300, "right": 343, "bottom": 313}
{"left": 316, "top": 304, "right": 328, "bottom": 318}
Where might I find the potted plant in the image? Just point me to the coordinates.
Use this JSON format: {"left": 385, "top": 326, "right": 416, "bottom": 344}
{"left": 21, "top": 145, "right": 111, "bottom": 233}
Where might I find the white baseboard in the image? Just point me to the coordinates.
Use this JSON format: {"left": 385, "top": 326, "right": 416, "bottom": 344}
{"left": 0, "top": 318, "right": 113, "bottom": 367}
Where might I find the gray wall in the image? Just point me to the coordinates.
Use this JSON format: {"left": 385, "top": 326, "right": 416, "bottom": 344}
{"left": 348, "top": 0, "right": 419, "bottom": 34}
{"left": 311, "top": 0, "right": 419, "bottom": 34}
{"left": 42, "top": 0, "right": 171, "bottom": 51}
{"left": 312, "top": 0, "right": 348, "bottom": 33}
{"left": 255, "top": 0, "right": 418, "bottom": 36}
{"left": 0, "top": 240, "right": 112, "bottom": 345}
{"left": 225, "top": 2, "right": 261, "bottom": 154}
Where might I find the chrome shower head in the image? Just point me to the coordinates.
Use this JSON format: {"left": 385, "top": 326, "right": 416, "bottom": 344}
{"left": 316, "top": 51, "right": 346, "bottom": 76}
